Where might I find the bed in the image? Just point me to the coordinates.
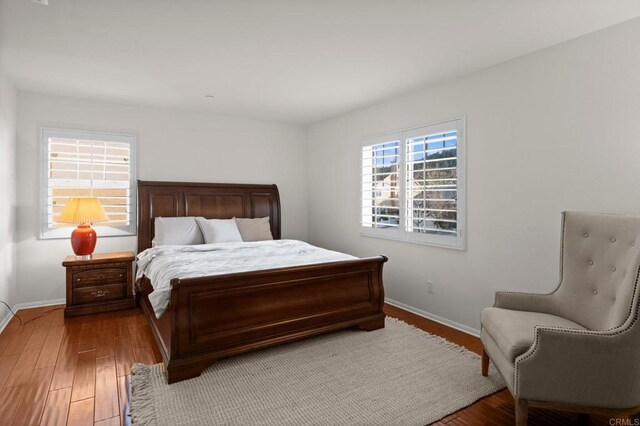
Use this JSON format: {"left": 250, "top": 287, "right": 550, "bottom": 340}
{"left": 135, "top": 180, "right": 388, "bottom": 384}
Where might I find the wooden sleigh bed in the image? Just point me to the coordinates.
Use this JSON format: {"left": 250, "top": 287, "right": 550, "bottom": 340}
{"left": 135, "top": 180, "right": 388, "bottom": 384}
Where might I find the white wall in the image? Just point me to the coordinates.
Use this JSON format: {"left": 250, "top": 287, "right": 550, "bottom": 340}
{"left": 16, "top": 92, "right": 308, "bottom": 305}
{"left": 0, "top": 70, "right": 17, "bottom": 325}
{"left": 11, "top": 18, "right": 640, "bottom": 333}
{"left": 307, "top": 18, "right": 640, "bottom": 332}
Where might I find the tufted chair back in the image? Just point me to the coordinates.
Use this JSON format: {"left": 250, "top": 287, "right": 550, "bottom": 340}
{"left": 553, "top": 211, "right": 640, "bottom": 330}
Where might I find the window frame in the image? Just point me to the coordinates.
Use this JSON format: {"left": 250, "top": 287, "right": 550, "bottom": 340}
{"left": 360, "top": 117, "right": 465, "bottom": 250}
{"left": 39, "top": 127, "right": 138, "bottom": 240}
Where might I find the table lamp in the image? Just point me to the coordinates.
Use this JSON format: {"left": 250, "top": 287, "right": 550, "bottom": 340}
{"left": 57, "top": 197, "right": 109, "bottom": 259}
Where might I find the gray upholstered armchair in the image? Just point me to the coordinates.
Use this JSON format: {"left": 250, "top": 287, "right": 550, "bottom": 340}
{"left": 480, "top": 211, "right": 640, "bottom": 425}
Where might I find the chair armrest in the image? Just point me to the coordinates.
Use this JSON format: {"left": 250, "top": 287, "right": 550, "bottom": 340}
{"left": 514, "top": 325, "right": 640, "bottom": 409}
{"left": 494, "top": 290, "right": 556, "bottom": 314}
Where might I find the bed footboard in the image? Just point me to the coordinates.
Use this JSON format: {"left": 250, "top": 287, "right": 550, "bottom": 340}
{"left": 140, "top": 256, "right": 387, "bottom": 384}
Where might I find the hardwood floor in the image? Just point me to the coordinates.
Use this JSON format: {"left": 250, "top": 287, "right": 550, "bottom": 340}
{"left": 0, "top": 306, "right": 159, "bottom": 426}
{"left": 0, "top": 304, "right": 616, "bottom": 425}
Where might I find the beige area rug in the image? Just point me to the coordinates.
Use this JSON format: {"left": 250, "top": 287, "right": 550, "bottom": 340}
{"left": 130, "top": 318, "right": 505, "bottom": 425}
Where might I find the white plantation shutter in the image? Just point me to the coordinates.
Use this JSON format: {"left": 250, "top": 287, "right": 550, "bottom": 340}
{"left": 361, "top": 138, "right": 401, "bottom": 231}
{"left": 40, "top": 128, "right": 137, "bottom": 239}
{"left": 360, "top": 118, "right": 465, "bottom": 249}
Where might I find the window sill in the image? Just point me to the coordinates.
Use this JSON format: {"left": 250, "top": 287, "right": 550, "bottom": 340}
{"left": 359, "top": 230, "right": 465, "bottom": 251}
{"left": 39, "top": 226, "right": 137, "bottom": 240}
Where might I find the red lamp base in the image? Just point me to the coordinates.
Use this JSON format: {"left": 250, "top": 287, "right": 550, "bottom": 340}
{"left": 71, "top": 224, "right": 97, "bottom": 258}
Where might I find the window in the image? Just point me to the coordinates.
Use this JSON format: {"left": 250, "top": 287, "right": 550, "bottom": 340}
{"left": 361, "top": 118, "right": 465, "bottom": 249}
{"left": 40, "top": 128, "right": 137, "bottom": 239}
{"left": 361, "top": 139, "right": 401, "bottom": 229}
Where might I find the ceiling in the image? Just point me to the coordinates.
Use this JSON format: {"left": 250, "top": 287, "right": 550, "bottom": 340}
{"left": 1, "top": 1, "right": 639, "bottom": 125}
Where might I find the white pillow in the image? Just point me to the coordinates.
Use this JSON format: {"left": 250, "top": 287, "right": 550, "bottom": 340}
{"left": 196, "top": 218, "right": 243, "bottom": 244}
{"left": 234, "top": 217, "right": 274, "bottom": 242}
{"left": 152, "top": 217, "right": 204, "bottom": 246}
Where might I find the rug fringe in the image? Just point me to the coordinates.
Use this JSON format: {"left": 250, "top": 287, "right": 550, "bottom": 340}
{"left": 129, "top": 363, "right": 158, "bottom": 425}
{"left": 385, "top": 317, "right": 481, "bottom": 361}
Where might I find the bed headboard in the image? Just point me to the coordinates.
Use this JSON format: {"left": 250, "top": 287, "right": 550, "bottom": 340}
{"left": 137, "top": 180, "right": 281, "bottom": 252}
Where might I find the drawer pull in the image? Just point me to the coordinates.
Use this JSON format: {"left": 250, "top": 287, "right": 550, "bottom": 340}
{"left": 76, "top": 278, "right": 81, "bottom": 282}
{"left": 90, "top": 290, "right": 110, "bottom": 298}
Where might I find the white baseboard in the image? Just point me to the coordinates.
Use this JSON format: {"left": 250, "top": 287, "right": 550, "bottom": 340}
{"left": 0, "top": 298, "right": 65, "bottom": 334}
{"left": 0, "top": 296, "right": 480, "bottom": 338}
{"left": 385, "top": 298, "right": 480, "bottom": 337}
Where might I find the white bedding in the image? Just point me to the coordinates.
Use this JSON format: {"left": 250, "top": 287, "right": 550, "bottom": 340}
{"left": 136, "top": 239, "right": 356, "bottom": 318}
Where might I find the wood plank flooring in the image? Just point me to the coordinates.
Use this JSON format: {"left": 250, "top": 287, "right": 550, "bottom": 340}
{"left": 0, "top": 304, "right": 616, "bottom": 425}
{"left": 0, "top": 306, "right": 157, "bottom": 426}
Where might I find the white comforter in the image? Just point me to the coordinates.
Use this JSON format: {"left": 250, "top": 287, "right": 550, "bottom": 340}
{"left": 136, "top": 239, "right": 356, "bottom": 318}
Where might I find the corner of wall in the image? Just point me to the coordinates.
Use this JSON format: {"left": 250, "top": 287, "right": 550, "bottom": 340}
{"left": 0, "top": 70, "right": 18, "bottom": 328}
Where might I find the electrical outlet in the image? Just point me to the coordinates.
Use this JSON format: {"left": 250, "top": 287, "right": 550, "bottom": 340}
{"left": 426, "top": 280, "right": 434, "bottom": 294}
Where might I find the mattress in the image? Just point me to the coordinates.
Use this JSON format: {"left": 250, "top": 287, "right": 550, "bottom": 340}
{"left": 136, "top": 239, "right": 356, "bottom": 318}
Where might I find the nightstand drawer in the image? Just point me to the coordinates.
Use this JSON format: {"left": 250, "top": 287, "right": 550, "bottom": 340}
{"left": 72, "top": 268, "right": 127, "bottom": 288}
{"left": 73, "top": 283, "right": 126, "bottom": 304}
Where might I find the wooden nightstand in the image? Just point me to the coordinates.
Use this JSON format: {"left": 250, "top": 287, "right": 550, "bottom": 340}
{"left": 63, "top": 251, "right": 136, "bottom": 317}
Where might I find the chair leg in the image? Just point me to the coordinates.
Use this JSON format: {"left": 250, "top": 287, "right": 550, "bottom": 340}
{"left": 515, "top": 398, "right": 529, "bottom": 426}
{"left": 481, "top": 347, "right": 489, "bottom": 376}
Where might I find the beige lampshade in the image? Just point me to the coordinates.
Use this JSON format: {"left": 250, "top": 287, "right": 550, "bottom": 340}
{"left": 57, "top": 197, "right": 108, "bottom": 225}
